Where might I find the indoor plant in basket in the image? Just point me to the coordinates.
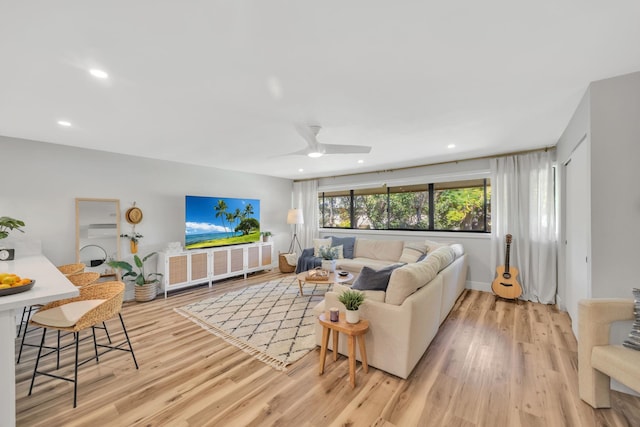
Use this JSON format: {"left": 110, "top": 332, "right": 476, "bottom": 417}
{"left": 338, "top": 289, "right": 365, "bottom": 323}
{"left": 0, "top": 216, "right": 25, "bottom": 260}
{"left": 318, "top": 245, "right": 339, "bottom": 272}
{"left": 108, "top": 252, "right": 162, "bottom": 302}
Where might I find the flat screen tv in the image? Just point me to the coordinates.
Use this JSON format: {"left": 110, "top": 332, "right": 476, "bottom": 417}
{"left": 185, "top": 195, "right": 261, "bottom": 249}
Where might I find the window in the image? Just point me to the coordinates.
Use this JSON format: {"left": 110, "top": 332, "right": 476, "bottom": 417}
{"left": 319, "top": 178, "right": 491, "bottom": 232}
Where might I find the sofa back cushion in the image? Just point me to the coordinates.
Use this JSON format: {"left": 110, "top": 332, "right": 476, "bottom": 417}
{"left": 428, "top": 246, "right": 456, "bottom": 271}
{"left": 385, "top": 256, "right": 440, "bottom": 305}
{"left": 355, "top": 239, "right": 404, "bottom": 262}
{"left": 399, "top": 241, "right": 428, "bottom": 263}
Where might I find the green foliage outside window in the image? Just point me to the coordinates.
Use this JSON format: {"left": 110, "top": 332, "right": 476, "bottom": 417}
{"left": 319, "top": 179, "right": 490, "bottom": 232}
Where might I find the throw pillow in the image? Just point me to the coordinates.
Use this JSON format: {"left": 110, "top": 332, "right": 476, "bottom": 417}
{"left": 623, "top": 288, "right": 640, "bottom": 351}
{"left": 399, "top": 241, "right": 428, "bottom": 263}
{"left": 352, "top": 264, "right": 403, "bottom": 292}
{"left": 313, "top": 238, "right": 332, "bottom": 257}
{"left": 330, "top": 236, "right": 356, "bottom": 259}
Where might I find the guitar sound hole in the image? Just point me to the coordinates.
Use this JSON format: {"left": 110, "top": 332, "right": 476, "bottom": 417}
{"left": 503, "top": 272, "right": 511, "bottom": 279}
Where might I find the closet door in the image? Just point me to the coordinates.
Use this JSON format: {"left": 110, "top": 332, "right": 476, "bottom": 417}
{"left": 565, "top": 139, "right": 591, "bottom": 337}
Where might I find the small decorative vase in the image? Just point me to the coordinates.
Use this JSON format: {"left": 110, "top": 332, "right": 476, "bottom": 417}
{"left": 135, "top": 282, "right": 157, "bottom": 302}
{"left": 130, "top": 240, "right": 138, "bottom": 254}
{"left": 345, "top": 308, "right": 360, "bottom": 324}
{"left": 321, "top": 259, "right": 337, "bottom": 272}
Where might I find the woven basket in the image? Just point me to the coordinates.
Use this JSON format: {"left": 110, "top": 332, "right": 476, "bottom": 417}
{"left": 135, "top": 282, "right": 157, "bottom": 302}
{"left": 279, "top": 253, "right": 295, "bottom": 273}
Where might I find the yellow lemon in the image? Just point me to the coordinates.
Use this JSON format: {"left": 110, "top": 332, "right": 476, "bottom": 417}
{"left": 2, "top": 276, "right": 17, "bottom": 285}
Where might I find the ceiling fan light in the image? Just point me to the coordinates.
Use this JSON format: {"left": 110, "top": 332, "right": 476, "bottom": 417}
{"left": 308, "top": 151, "right": 323, "bottom": 158}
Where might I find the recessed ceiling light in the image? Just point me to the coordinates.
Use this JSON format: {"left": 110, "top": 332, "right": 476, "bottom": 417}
{"left": 447, "top": 144, "right": 456, "bottom": 149}
{"left": 298, "top": 168, "right": 304, "bottom": 172}
{"left": 357, "top": 159, "right": 364, "bottom": 164}
{"left": 57, "top": 120, "right": 72, "bottom": 127}
{"left": 89, "top": 68, "right": 109, "bottom": 79}
{"left": 308, "top": 152, "right": 323, "bottom": 158}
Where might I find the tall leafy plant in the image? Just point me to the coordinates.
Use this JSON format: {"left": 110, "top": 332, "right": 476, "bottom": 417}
{"left": 108, "top": 252, "right": 162, "bottom": 286}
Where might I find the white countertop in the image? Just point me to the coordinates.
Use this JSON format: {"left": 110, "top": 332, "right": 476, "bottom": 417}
{"left": 0, "top": 255, "right": 79, "bottom": 311}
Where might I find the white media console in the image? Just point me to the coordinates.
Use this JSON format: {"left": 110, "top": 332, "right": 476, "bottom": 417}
{"left": 158, "top": 241, "right": 274, "bottom": 298}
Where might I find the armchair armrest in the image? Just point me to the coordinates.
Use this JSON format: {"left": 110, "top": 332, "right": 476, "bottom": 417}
{"left": 578, "top": 298, "right": 634, "bottom": 407}
{"left": 579, "top": 299, "right": 634, "bottom": 347}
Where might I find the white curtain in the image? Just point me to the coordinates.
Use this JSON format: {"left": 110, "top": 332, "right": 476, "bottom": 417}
{"left": 490, "top": 151, "right": 557, "bottom": 303}
{"left": 292, "top": 179, "right": 319, "bottom": 251}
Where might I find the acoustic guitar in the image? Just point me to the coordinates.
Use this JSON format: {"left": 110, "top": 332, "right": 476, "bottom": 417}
{"left": 491, "top": 234, "right": 522, "bottom": 300}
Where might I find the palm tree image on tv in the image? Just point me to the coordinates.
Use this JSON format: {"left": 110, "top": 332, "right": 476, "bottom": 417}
{"left": 185, "top": 196, "right": 261, "bottom": 249}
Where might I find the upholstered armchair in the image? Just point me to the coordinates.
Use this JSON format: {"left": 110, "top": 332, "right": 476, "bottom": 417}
{"left": 578, "top": 298, "right": 640, "bottom": 408}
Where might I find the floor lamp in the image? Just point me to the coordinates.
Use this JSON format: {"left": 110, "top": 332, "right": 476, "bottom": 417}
{"left": 287, "top": 208, "right": 304, "bottom": 254}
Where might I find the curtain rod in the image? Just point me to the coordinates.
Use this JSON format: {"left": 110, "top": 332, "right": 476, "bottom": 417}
{"left": 293, "top": 145, "right": 555, "bottom": 182}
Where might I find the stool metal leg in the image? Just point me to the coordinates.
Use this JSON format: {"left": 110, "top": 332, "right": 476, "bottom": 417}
{"left": 28, "top": 328, "right": 48, "bottom": 396}
{"left": 119, "top": 313, "right": 139, "bottom": 369}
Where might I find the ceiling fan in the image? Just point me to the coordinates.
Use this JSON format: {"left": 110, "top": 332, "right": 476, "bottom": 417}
{"left": 289, "top": 124, "right": 372, "bottom": 158}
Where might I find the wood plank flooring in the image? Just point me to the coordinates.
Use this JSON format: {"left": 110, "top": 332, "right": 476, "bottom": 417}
{"left": 14, "top": 271, "right": 640, "bottom": 426}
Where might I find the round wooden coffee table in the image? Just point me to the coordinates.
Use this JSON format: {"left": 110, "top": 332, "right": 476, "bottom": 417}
{"left": 295, "top": 270, "right": 353, "bottom": 296}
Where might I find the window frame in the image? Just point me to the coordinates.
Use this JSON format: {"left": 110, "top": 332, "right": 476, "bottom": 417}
{"left": 318, "top": 177, "right": 491, "bottom": 233}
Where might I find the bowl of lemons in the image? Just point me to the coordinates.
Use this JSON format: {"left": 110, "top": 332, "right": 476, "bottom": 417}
{"left": 0, "top": 273, "right": 35, "bottom": 296}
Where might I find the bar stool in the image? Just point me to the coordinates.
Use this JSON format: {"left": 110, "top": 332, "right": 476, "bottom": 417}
{"left": 28, "top": 281, "right": 138, "bottom": 408}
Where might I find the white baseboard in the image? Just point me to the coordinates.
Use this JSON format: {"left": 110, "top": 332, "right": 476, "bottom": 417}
{"left": 466, "top": 280, "right": 491, "bottom": 293}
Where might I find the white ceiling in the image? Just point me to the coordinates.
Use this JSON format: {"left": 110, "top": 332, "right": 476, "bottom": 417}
{"left": 1, "top": 2, "right": 640, "bottom": 180}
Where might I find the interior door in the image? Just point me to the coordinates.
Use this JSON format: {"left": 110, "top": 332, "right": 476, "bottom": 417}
{"left": 565, "top": 139, "right": 590, "bottom": 337}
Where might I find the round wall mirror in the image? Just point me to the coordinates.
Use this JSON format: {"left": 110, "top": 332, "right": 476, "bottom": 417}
{"left": 79, "top": 244, "right": 107, "bottom": 267}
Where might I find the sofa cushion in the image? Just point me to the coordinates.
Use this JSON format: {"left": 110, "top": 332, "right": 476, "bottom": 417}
{"left": 399, "top": 241, "right": 428, "bottom": 263}
{"left": 385, "top": 256, "right": 440, "bottom": 305}
{"left": 337, "top": 258, "right": 398, "bottom": 274}
{"left": 332, "top": 282, "right": 386, "bottom": 303}
{"left": 31, "top": 299, "right": 106, "bottom": 328}
{"left": 623, "top": 288, "right": 640, "bottom": 351}
{"left": 352, "top": 264, "right": 403, "bottom": 292}
{"left": 354, "top": 239, "right": 404, "bottom": 262}
{"left": 313, "top": 238, "right": 332, "bottom": 257}
{"left": 428, "top": 246, "right": 456, "bottom": 271}
{"left": 330, "top": 236, "right": 356, "bottom": 259}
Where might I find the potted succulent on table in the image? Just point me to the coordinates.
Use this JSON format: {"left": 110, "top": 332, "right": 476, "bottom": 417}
{"left": 318, "top": 245, "right": 339, "bottom": 272}
{"left": 338, "top": 289, "right": 365, "bottom": 324}
{"left": 261, "top": 231, "right": 273, "bottom": 242}
{"left": 107, "top": 252, "right": 162, "bottom": 302}
{"left": 0, "top": 216, "right": 25, "bottom": 261}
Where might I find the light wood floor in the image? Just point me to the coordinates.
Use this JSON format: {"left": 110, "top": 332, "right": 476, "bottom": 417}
{"left": 15, "top": 271, "right": 640, "bottom": 426}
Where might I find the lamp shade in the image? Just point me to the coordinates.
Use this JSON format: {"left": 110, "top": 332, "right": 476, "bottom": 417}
{"left": 287, "top": 209, "right": 304, "bottom": 225}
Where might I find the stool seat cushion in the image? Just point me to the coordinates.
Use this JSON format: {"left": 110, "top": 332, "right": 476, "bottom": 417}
{"left": 32, "top": 299, "right": 106, "bottom": 328}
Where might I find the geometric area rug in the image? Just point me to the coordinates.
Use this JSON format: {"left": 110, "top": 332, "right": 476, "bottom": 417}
{"left": 174, "top": 277, "right": 330, "bottom": 371}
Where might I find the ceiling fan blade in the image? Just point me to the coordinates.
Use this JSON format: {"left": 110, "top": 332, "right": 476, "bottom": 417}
{"left": 320, "top": 143, "right": 372, "bottom": 154}
{"left": 294, "top": 123, "right": 319, "bottom": 148}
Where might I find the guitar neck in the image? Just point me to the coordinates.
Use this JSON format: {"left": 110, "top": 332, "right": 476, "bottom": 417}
{"left": 504, "top": 243, "right": 510, "bottom": 273}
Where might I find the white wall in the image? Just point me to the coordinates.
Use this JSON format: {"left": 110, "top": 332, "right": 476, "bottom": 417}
{"left": 589, "top": 71, "right": 640, "bottom": 298}
{"left": 556, "top": 89, "right": 591, "bottom": 310}
{"left": 0, "top": 136, "right": 293, "bottom": 298}
{"left": 316, "top": 158, "right": 494, "bottom": 290}
{"left": 558, "top": 71, "right": 640, "bottom": 303}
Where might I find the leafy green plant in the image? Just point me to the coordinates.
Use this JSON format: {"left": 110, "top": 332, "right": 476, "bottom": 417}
{"left": 338, "top": 289, "right": 365, "bottom": 311}
{"left": 261, "top": 231, "right": 273, "bottom": 237}
{"left": 107, "top": 252, "right": 162, "bottom": 286}
{"left": 0, "top": 216, "right": 25, "bottom": 239}
{"left": 318, "top": 245, "right": 339, "bottom": 260}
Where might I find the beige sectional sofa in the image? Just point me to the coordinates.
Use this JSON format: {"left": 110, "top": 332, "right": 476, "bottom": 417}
{"left": 312, "top": 238, "right": 468, "bottom": 379}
